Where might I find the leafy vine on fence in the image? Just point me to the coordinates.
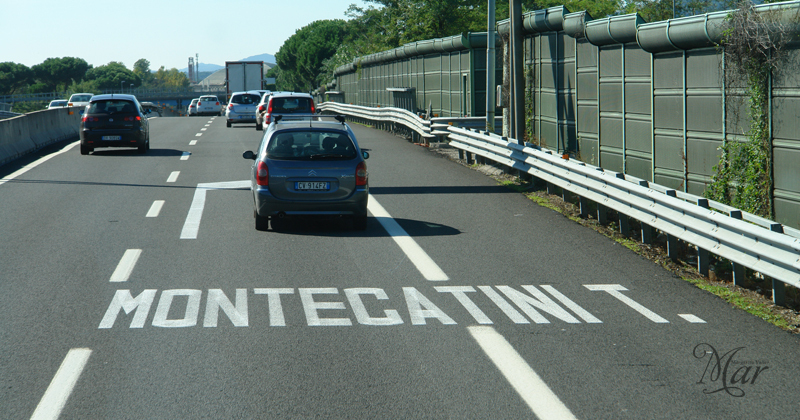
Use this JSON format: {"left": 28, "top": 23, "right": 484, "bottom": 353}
{"left": 707, "top": 1, "right": 797, "bottom": 218}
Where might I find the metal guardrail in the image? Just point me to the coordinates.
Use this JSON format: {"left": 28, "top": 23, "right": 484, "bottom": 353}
{"left": 319, "top": 102, "right": 434, "bottom": 140}
{"left": 317, "top": 101, "right": 800, "bottom": 305}
{"left": 430, "top": 117, "right": 503, "bottom": 136}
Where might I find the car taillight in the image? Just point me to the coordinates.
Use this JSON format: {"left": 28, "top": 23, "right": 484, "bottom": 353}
{"left": 228, "top": 103, "right": 234, "bottom": 109}
{"left": 256, "top": 161, "right": 269, "bottom": 186}
{"left": 215, "top": 102, "right": 219, "bottom": 105}
{"left": 82, "top": 116, "right": 98, "bottom": 122}
{"left": 258, "top": 105, "right": 266, "bottom": 112}
{"left": 310, "top": 99, "right": 316, "bottom": 114}
{"left": 124, "top": 116, "right": 141, "bottom": 121}
{"left": 197, "top": 101, "right": 202, "bottom": 106}
{"left": 356, "top": 161, "right": 368, "bottom": 186}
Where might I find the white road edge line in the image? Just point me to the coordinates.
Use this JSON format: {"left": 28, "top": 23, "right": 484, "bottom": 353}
{"left": 109, "top": 249, "right": 142, "bottom": 283}
{"left": 146, "top": 200, "right": 165, "bottom": 218}
{"left": 468, "top": 326, "right": 577, "bottom": 420}
{"left": 0, "top": 141, "right": 78, "bottom": 187}
{"left": 30, "top": 348, "right": 92, "bottom": 420}
{"left": 166, "top": 171, "right": 180, "bottom": 183}
{"left": 180, "top": 181, "right": 251, "bottom": 239}
{"left": 368, "top": 195, "right": 448, "bottom": 281}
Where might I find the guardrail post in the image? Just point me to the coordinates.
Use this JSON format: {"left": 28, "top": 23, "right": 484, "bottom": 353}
{"left": 458, "top": 149, "right": 465, "bottom": 160}
{"left": 466, "top": 151, "right": 474, "bottom": 164}
{"left": 773, "top": 278, "right": 786, "bottom": 306}
{"left": 728, "top": 210, "right": 746, "bottom": 286}
{"left": 696, "top": 198, "right": 710, "bottom": 276}
{"left": 667, "top": 235, "right": 680, "bottom": 261}
{"left": 597, "top": 204, "right": 608, "bottom": 225}
{"left": 641, "top": 223, "right": 655, "bottom": 244}
{"left": 619, "top": 214, "right": 631, "bottom": 237}
{"left": 579, "top": 196, "right": 591, "bottom": 218}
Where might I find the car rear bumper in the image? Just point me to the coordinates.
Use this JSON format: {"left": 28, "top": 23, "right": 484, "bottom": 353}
{"left": 81, "top": 129, "right": 146, "bottom": 147}
{"left": 253, "top": 186, "right": 369, "bottom": 217}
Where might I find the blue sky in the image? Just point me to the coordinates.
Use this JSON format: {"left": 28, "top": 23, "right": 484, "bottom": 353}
{"left": 3, "top": 0, "right": 370, "bottom": 71}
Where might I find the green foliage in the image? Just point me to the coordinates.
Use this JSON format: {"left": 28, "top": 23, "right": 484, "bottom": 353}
{"left": 84, "top": 62, "right": 139, "bottom": 91}
{"left": 133, "top": 58, "right": 155, "bottom": 86}
{"left": 0, "top": 62, "right": 33, "bottom": 94}
{"left": 11, "top": 101, "right": 49, "bottom": 113}
{"left": 31, "top": 57, "right": 91, "bottom": 91}
{"left": 275, "top": 19, "right": 349, "bottom": 92}
{"left": 626, "top": 0, "right": 741, "bottom": 22}
{"left": 152, "top": 66, "right": 190, "bottom": 89}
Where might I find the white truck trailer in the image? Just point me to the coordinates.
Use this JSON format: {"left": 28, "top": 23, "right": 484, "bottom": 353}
{"left": 225, "top": 61, "right": 264, "bottom": 101}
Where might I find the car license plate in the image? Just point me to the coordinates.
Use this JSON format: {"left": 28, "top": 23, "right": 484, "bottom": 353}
{"left": 239, "top": 115, "right": 249, "bottom": 119}
{"left": 102, "top": 135, "right": 121, "bottom": 140}
{"left": 296, "top": 181, "right": 329, "bottom": 191}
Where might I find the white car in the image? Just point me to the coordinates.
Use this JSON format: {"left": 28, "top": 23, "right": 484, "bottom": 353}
{"left": 47, "top": 99, "right": 68, "bottom": 109}
{"left": 225, "top": 91, "right": 261, "bottom": 127}
{"left": 196, "top": 95, "right": 222, "bottom": 116}
{"left": 67, "top": 93, "right": 93, "bottom": 115}
{"left": 187, "top": 98, "right": 199, "bottom": 116}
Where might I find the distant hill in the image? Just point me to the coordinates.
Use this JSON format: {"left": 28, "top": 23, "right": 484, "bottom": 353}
{"left": 240, "top": 53, "right": 276, "bottom": 65}
{"left": 179, "top": 53, "right": 275, "bottom": 75}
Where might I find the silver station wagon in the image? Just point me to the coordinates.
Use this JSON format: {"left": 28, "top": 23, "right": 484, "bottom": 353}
{"left": 243, "top": 115, "right": 370, "bottom": 231}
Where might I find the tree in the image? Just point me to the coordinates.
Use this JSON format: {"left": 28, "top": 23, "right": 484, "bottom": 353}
{"left": 133, "top": 58, "right": 154, "bottom": 86}
{"left": 84, "top": 62, "right": 139, "bottom": 91}
{"left": 0, "top": 62, "right": 32, "bottom": 94}
{"left": 153, "top": 66, "right": 190, "bottom": 89}
{"left": 275, "top": 19, "right": 350, "bottom": 92}
{"left": 31, "top": 57, "right": 91, "bottom": 91}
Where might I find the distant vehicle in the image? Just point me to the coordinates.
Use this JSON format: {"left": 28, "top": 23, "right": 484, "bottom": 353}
{"left": 242, "top": 115, "right": 370, "bottom": 231}
{"left": 260, "top": 92, "right": 316, "bottom": 130}
{"left": 254, "top": 91, "right": 273, "bottom": 131}
{"left": 225, "top": 61, "right": 264, "bottom": 102}
{"left": 140, "top": 102, "right": 162, "bottom": 117}
{"left": 196, "top": 95, "right": 222, "bottom": 116}
{"left": 225, "top": 91, "right": 261, "bottom": 127}
{"left": 47, "top": 100, "right": 68, "bottom": 109}
{"left": 79, "top": 94, "right": 151, "bottom": 155}
{"left": 187, "top": 98, "right": 199, "bottom": 116}
{"left": 67, "top": 93, "right": 93, "bottom": 115}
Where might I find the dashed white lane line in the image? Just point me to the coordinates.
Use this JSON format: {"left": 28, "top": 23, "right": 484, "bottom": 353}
{"left": 109, "top": 249, "right": 142, "bottom": 283}
{"left": 678, "top": 314, "right": 706, "bottom": 323}
{"left": 189, "top": 140, "right": 198, "bottom": 146}
{"left": 146, "top": 200, "right": 165, "bottom": 218}
{"left": 30, "top": 348, "right": 92, "bottom": 420}
{"left": 167, "top": 171, "right": 180, "bottom": 183}
{"left": 585, "top": 284, "right": 669, "bottom": 323}
{"left": 468, "top": 326, "right": 578, "bottom": 420}
{"left": 195, "top": 133, "right": 203, "bottom": 137}
{"left": 0, "top": 141, "right": 78, "bottom": 187}
{"left": 180, "top": 152, "right": 191, "bottom": 160}
{"left": 367, "top": 195, "right": 448, "bottom": 281}
{"left": 201, "top": 128, "right": 207, "bottom": 131}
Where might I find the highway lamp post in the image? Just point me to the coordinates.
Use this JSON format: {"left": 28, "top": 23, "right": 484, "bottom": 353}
{"left": 130, "top": 84, "right": 133, "bottom": 95}
{"left": 121, "top": 81, "right": 125, "bottom": 94}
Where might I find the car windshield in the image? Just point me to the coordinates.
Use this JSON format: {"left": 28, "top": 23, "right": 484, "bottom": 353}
{"left": 71, "top": 95, "right": 92, "bottom": 102}
{"left": 88, "top": 100, "right": 137, "bottom": 114}
{"left": 267, "top": 131, "right": 356, "bottom": 161}
{"left": 232, "top": 94, "right": 260, "bottom": 105}
{"left": 270, "top": 97, "right": 312, "bottom": 114}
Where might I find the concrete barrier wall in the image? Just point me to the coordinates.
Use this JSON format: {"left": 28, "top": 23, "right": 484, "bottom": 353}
{"left": 0, "top": 107, "right": 82, "bottom": 167}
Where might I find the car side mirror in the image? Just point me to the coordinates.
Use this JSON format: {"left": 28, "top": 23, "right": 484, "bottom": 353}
{"left": 362, "top": 151, "right": 370, "bottom": 160}
{"left": 243, "top": 151, "right": 256, "bottom": 160}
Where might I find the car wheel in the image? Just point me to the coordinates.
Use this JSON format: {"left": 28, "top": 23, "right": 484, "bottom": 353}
{"left": 353, "top": 214, "right": 368, "bottom": 231}
{"left": 227, "top": 120, "right": 231, "bottom": 128}
{"left": 256, "top": 123, "right": 262, "bottom": 131}
{"left": 255, "top": 211, "right": 270, "bottom": 231}
{"left": 138, "top": 143, "right": 147, "bottom": 154}
{"left": 80, "top": 144, "right": 91, "bottom": 155}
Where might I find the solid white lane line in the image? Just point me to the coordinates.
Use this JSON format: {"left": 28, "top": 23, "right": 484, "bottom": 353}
{"left": 189, "top": 140, "right": 197, "bottom": 146}
{"left": 180, "top": 181, "right": 250, "bottom": 239}
{"left": 468, "top": 326, "right": 577, "bottom": 420}
{"left": 678, "top": 314, "right": 706, "bottom": 323}
{"left": 180, "top": 152, "right": 191, "bottom": 160}
{"left": 30, "top": 348, "right": 92, "bottom": 420}
{"left": 146, "top": 200, "right": 164, "bottom": 218}
{"left": 0, "top": 141, "right": 78, "bottom": 187}
{"left": 367, "top": 195, "right": 448, "bottom": 281}
{"left": 166, "top": 171, "right": 180, "bottom": 183}
{"left": 109, "top": 249, "right": 142, "bottom": 283}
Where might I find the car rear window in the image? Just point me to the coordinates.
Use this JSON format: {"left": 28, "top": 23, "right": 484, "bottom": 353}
{"left": 267, "top": 131, "right": 356, "bottom": 160}
{"left": 231, "top": 94, "right": 260, "bottom": 104}
{"left": 200, "top": 96, "right": 217, "bottom": 101}
{"left": 71, "top": 95, "right": 92, "bottom": 102}
{"left": 270, "top": 97, "right": 312, "bottom": 114}
{"left": 88, "top": 100, "right": 137, "bottom": 114}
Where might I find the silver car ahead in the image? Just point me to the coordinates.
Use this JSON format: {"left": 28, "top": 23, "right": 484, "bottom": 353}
{"left": 242, "top": 116, "right": 370, "bottom": 231}
{"left": 225, "top": 91, "right": 261, "bottom": 127}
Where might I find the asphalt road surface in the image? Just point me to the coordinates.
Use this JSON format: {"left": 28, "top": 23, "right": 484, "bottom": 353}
{"left": 1, "top": 115, "right": 798, "bottom": 419}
